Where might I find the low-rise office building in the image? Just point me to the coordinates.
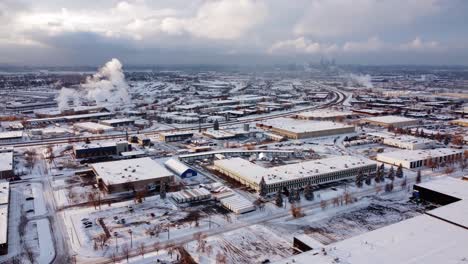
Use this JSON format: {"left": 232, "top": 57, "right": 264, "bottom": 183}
{"left": 382, "top": 135, "right": 436, "bottom": 150}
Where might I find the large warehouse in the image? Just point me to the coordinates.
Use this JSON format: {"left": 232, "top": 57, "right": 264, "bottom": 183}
{"left": 92, "top": 157, "right": 174, "bottom": 193}
{"left": 296, "top": 110, "right": 355, "bottom": 121}
{"left": 258, "top": 117, "right": 355, "bottom": 139}
{"left": 361, "top": 115, "right": 418, "bottom": 128}
{"left": 276, "top": 178, "right": 468, "bottom": 264}
{"left": 213, "top": 156, "right": 377, "bottom": 193}
{"left": 376, "top": 148, "right": 463, "bottom": 169}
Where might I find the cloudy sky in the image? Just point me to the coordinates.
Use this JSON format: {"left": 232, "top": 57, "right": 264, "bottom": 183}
{"left": 1, "top": 0, "right": 467, "bottom": 66}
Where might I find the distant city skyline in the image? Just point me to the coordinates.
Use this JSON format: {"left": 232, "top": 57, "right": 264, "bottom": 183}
{"left": 1, "top": 0, "right": 468, "bottom": 66}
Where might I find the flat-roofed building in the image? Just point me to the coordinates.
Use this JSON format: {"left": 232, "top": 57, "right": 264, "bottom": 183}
{"left": 99, "top": 118, "right": 135, "bottom": 127}
{"left": 213, "top": 156, "right": 377, "bottom": 193}
{"left": 0, "top": 152, "right": 14, "bottom": 179}
{"left": 73, "top": 141, "right": 130, "bottom": 159}
{"left": 382, "top": 135, "right": 436, "bottom": 150}
{"left": 0, "top": 131, "right": 23, "bottom": 143}
{"left": 361, "top": 115, "right": 418, "bottom": 128}
{"left": 92, "top": 157, "right": 174, "bottom": 193}
{"left": 376, "top": 148, "right": 463, "bottom": 169}
{"left": 0, "top": 181, "right": 10, "bottom": 255}
{"left": 296, "top": 110, "right": 355, "bottom": 121}
{"left": 160, "top": 131, "right": 194, "bottom": 142}
{"left": 258, "top": 118, "right": 355, "bottom": 139}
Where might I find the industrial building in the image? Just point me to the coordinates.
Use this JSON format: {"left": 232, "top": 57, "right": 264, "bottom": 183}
{"left": 171, "top": 188, "right": 211, "bottom": 203}
{"left": 92, "top": 157, "right": 174, "bottom": 193}
{"left": 258, "top": 118, "right": 355, "bottom": 139}
{"left": 73, "top": 141, "right": 131, "bottom": 159}
{"left": 164, "top": 158, "right": 197, "bottom": 178}
{"left": 220, "top": 194, "right": 256, "bottom": 214}
{"left": 376, "top": 148, "right": 463, "bottom": 169}
{"left": 277, "top": 177, "right": 468, "bottom": 264}
{"left": 159, "top": 131, "right": 194, "bottom": 142}
{"left": 361, "top": 115, "right": 419, "bottom": 128}
{"left": 213, "top": 156, "right": 377, "bottom": 193}
{"left": 0, "top": 151, "right": 14, "bottom": 179}
{"left": 296, "top": 110, "right": 355, "bottom": 121}
{"left": 0, "top": 181, "right": 10, "bottom": 255}
{"left": 382, "top": 135, "right": 436, "bottom": 150}
{"left": 0, "top": 131, "right": 23, "bottom": 143}
{"left": 99, "top": 118, "right": 135, "bottom": 127}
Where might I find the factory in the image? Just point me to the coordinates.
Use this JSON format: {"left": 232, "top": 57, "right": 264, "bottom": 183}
{"left": 362, "top": 115, "right": 419, "bottom": 128}
{"left": 258, "top": 117, "right": 355, "bottom": 139}
{"left": 92, "top": 157, "right": 174, "bottom": 193}
{"left": 376, "top": 148, "right": 463, "bottom": 169}
{"left": 0, "top": 181, "right": 9, "bottom": 255}
{"left": 213, "top": 156, "right": 377, "bottom": 193}
{"left": 73, "top": 141, "right": 131, "bottom": 159}
{"left": 296, "top": 110, "right": 355, "bottom": 121}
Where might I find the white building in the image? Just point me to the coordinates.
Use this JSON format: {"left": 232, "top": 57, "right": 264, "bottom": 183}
{"left": 382, "top": 135, "right": 436, "bottom": 150}
{"left": 362, "top": 115, "right": 418, "bottom": 128}
{"left": 376, "top": 148, "right": 463, "bottom": 169}
{"left": 259, "top": 118, "right": 355, "bottom": 139}
{"left": 0, "top": 131, "right": 23, "bottom": 143}
{"left": 92, "top": 157, "right": 174, "bottom": 193}
{"left": 220, "top": 194, "right": 256, "bottom": 214}
{"left": 0, "top": 152, "right": 14, "bottom": 179}
{"left": 0, "top": 181, "right": 10, "bottom": 255}
{"left": 296, "top": 110, "right": 355, "bottom": 121}
{"left": 213, "top": 156, "right": 377, "bottom": 193}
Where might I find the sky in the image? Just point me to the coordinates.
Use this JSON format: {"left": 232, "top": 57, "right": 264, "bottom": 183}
{"left": 1, "top": 0, "right": 468, "bottom": 66}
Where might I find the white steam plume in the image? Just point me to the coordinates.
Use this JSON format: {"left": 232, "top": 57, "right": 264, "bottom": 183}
{"left": 57, "top": 58, "right": 131, "bottom": 110}
{"left": 348, "top": 73, "right": 373, "bottom": 88}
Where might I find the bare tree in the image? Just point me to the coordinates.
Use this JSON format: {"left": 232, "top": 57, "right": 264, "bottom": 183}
{"left": 121, "top": 244, "right": 130, "bottom": 263}
{"left": 320, "top": 200, "right": 327, "bottom": 210}
{"left": 290, "top": 203, "right": 304, "bottom": 218}
{"left": 137, "top": 243, "right": 145, "bottom": 258}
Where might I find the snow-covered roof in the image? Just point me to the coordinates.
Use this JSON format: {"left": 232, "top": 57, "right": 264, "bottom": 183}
{"left": 74, "top": 122, "right": 114, "bottom": 132}
{"left": 92, "top": 157, "right": 173, "bottom": 185}
{"left": 376, "top": 148, "right": 463, "bottom": 162}
{"left": 0, "top": 181, "right": 9, "bottom": 245}
{"left": 0, "top": 152, "right": 13, "bottom": 172}
{"left": 164, "top": 158, "right": 193, "bottom": 176}
{"left": 261, "top": 118, "right": 354, "bottom": 134}
{"left": 416, "top": 177, "right": 468, "bottom": 200}
{"left": 277, "top": 214, "right": 468, "bottom": 264}
{"left": 0, "top": 130, "right": 23, "bottom": 140}
{"left": 297, "top": 110, "right": 354, "bottom": 119}
{"left": 363, "top": 115, "right": 417, "bottom": 124}
{"left": 214, "top": 156, "right": 376, "bottom": 185}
